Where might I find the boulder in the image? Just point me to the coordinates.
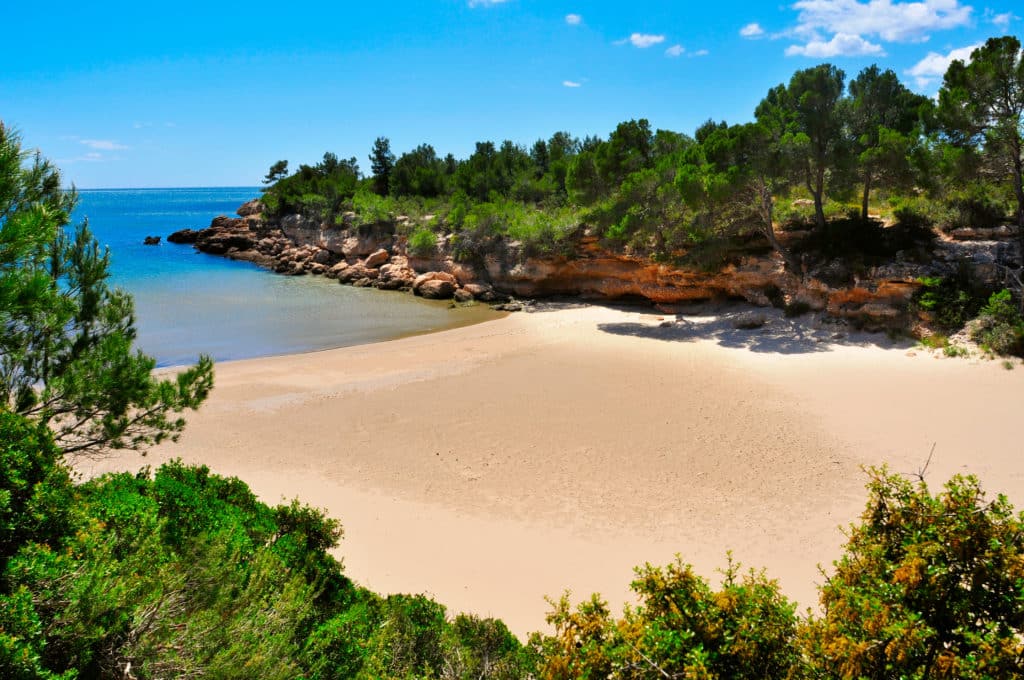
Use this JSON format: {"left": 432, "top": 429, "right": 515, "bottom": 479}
{"left": 378, "top": 263, "right": 416, "bottom": 290}
{"left": 337, "top": 264, "right": 379, "bottom": 284}
{"left": 236, "top": 199, "right": 264, "bottom": 217}
{"left": 143, "top": 235, "right": 161, "bottom": 245}
{"left": 167, "top": 228, "right": 200, "bottom": 244}
{"left": 325, "top": 261, "right": 350, "bottom": 279}
{"left": 733, "top": 313, "right": 767, "bottom": 330}
{"left": 463, "top": 283, "right": 502, "bottom": 302}
{"left": 364, "top": 248, "right": 390, "bottom": 268}
{"left": 418, "top": 279, "right": 456, "bottom": 299}
{"left": 454, "top": 288, "right": 474, "bottom": 303}
{"left": 412, "top": 271, "right": 457, "bottom": 293}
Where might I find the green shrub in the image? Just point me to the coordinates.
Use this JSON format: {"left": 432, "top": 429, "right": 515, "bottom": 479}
{"left": 535, "top": 556, "right": 801, "bottom": 679}
{"left": 890, "top": 196, "right": 936, "bottom": 230}
{"left": 407, "top": 227, "right": 437, "bottom": 257}
{"left": 913, "top": 268, "right": 986, "bottom": 331}
{"left": 971, "top": 289, "right": 1024, "bottom": 356}
{"left": 800, "top": 469, "right": 1024, "bottom": 679}
{"left": 351, "top": 190, "right": 396, "bottom": 225}
{"left": 945, "top": 183, "right": 1008, "bottom": 230}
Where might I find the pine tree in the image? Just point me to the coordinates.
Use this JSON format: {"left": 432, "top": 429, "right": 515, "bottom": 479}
{"left": 0, "top": 123, "right": 213, "bottom": 457}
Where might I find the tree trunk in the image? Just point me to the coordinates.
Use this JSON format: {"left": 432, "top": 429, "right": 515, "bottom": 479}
{"left": 1013, "top": 145, "right": 1024, "bottom": 252}
{"left": 861, "top": 169, "right": 873, "bottom": 221}
{"left": 759, "top": 183, "right": 800, "bottom": 275}
{"left": 810, "top": 163, "right": 827, "bottom": 230}
{"left": 812, "top": 189, "right": 826, "bottom": 230}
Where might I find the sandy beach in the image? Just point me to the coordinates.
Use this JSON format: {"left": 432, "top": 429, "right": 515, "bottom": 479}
{"left": 81, "top": 304, "right": 1024, "bottom": 638}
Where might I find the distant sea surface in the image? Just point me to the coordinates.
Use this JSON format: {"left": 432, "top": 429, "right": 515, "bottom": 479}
{"left": 73, "top": 188, "right": 495, "bottom": 366}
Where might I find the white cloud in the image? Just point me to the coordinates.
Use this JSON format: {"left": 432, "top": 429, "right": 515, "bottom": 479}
{"left": 740, "top": 22, "right": 766, "bottom": 38}
{"left": 565, "top": 13, "right": 582, "bottom": 26}
{"left": 80, "top": 139, "right": 129, "bottom": 151}
{"left": 790, "top": 0, "right": 973, "bottom": 43}
{"left": 691, "top": 49, "right": 710, "bottom": 57}
{"left": 785, "top": 31, "right": 885, "bottom": 56}
{"left": 665, "top": 44, "right": 685, "bottom": 57}
{"left": 989, "top": 11, "right": 1015, "bottom": 28}
{"left": 562, "top": 80, "right": 582, "bottom": 88}
{"left": 57, "top": 152, "right": 112, "bottom": 164}
{"left": 628, "top": 33, "right": 666, "bottom": 48}
{"left": 467, "top": 0, "right": 508, "bottom": 7}
{"left": 906, "top": 42, "right": 979, "bottom": 88}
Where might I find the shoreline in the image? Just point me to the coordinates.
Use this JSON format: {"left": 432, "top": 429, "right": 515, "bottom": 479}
{"left": 81, "top": 303, "right": 1024, "bottom": 638}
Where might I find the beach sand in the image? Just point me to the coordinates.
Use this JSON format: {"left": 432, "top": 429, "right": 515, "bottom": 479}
{"left": 81, "top": 304, "right": 1024, "bottom": 638}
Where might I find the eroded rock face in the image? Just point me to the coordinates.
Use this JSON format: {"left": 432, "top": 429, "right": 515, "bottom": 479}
{"left": 237, "top": 199, "right": 265, "bottom": 217}
{"left": 184, "top": 205, "right": 1023, "bottom": 333}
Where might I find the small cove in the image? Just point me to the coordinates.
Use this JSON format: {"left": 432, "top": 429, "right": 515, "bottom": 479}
{"left": 74, "top": 187, "right": 499, "bottom": 367}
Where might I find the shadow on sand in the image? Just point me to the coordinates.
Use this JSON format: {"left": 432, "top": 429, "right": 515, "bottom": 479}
{"left": 595, "top": 304, "right": 915, "bottom": 356}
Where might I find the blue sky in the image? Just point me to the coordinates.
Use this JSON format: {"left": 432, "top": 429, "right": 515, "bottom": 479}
{"left": 2, "top": 0, "right": 1019, "bottom": 188}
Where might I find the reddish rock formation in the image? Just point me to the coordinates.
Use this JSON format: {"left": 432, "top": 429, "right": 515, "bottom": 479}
{"left": 178, "top": 204, "right": 1023, "bottom": 333}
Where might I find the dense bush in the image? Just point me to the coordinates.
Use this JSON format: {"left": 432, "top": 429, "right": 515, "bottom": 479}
{"left": 801, "top": 469, "right": 1024, "bottom": 678}
{"left": 913, "top": 267, "right": 987, "bottom": 331}
{"left": 971, "top": 289, "right": 1024, "bottom": 356}
{"left": 261, "top": 152, "right": 361, "bottom": 220}
{"left": 535, "top": 557, "right": 800, "bottom": 679}
{"left": 945, "top": 183, "right": 1009, "bottom": 231}
{"left": 0, "top": 413, "right": 532, "bottom": 679}
{"left": 408, "top": 226, "right": 438, "bottom": 257}
{"left": 535, "top": 469, "right": 1024, "bottom": 680}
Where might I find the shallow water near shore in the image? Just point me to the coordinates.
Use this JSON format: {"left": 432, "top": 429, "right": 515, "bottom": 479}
{"left": 73, "top": 188, "right": 498, "bottom": 366}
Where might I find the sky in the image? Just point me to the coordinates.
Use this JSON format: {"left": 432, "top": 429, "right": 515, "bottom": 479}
{"left": 1, "top": 0, "right": 1020, "bottom": 188}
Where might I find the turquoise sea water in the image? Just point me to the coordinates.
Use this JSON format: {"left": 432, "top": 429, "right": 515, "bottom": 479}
{"left": 73, "top": 188, "right": 492, "bottom": 366}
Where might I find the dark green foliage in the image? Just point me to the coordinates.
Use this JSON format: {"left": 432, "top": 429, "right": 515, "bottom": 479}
{"left": 971, "top": 289, "right": 1024, "bottom": 356}
{"left": 261, "top": 152, "right": 361, "bottom": 219}
{"left": 946, "top": 183, "right": 1009, "bottom": 230}
{"left": 0, "top": 124, "right": 213, "bottom": 457}
{"left": 567, "top": 119, "right": 658, "bottom": 206}
{"left": 938, "top": 36, "right": 1024, "bottom": 234}
{"left": 847, "top": 66, "right": 933, "bottom": 220}
{"left": 757, "top": 64, "right": 847, "bottom": 230}
{"left": 0, "top": 413, "right": 533, "bottom": 679}
{"left": 391, "top": 143, "right": 447, "bottom": 198}
{"left": 369, "top": 136, "right": 396, "bottom": 196}
{"left": 913, "top": 268, "right": 987, "bottom": 331}
{"left": 263, "top": 159, "right": 289, "bottom": 185}
{"left": 0, "top": 412, "right": 74, "bottom": 573}
{"left": 891, "top": 197, "right": 935, "bottom": 231}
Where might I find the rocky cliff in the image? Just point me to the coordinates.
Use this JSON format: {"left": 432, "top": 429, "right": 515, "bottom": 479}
{"left": 170, "top": 199, "right": 1022, "bottom": 331}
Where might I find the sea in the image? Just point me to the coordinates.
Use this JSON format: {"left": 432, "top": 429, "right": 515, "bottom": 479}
{"left": 72, "top": 187, "right": 494, "bottom": 367}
